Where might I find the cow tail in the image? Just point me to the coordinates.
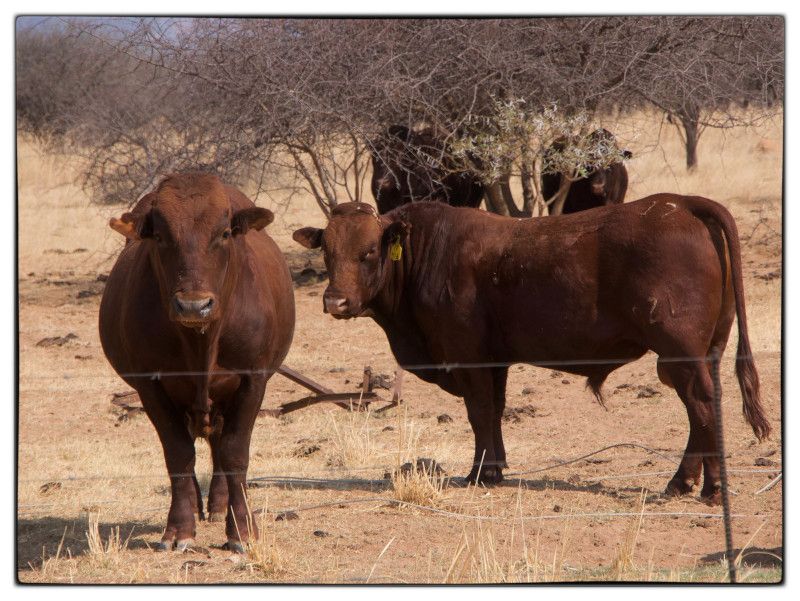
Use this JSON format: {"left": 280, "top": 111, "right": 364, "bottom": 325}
{"left": 690, "top": 197, "right": 771, "bottom": 441}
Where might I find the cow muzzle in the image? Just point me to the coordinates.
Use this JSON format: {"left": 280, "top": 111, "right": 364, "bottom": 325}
{"left": 323, "top": 290, "right": 358, "bottom": 319}
{"left": 377, "top": 177, "right": 398, "bottom": 193}
{"left": 171, "top": 292, "right": 217, "bottom": 326}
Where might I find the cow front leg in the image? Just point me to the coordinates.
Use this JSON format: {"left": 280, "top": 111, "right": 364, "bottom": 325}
{"left": 218, "top": 373, "right": 267, "bottom": 552}
{"left": 136, "top": 381, "right": 198, "bottom": 551}
{"left": 206, "top": 431, "right": 229, "bottom": 522}
{"left": 456, "top": 368, "right": 502, "bottom": 485}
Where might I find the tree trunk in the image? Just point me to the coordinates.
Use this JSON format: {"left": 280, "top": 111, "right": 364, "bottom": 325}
{"left": 682, "top": 117, "right": 699, "bottom": 171}
{"left": 547, "top": 177, "right": 573, "bottom": 216}
{"left": 500, "top": 174, "right": 526, "bottom": 217}
{"left": 484, "top": 182, "right": 510, "bottom": 216}
{"left": 677, "top": 105, "right": 702, "bottom": 172}
{"left": 519, "top": 162, "right": 535, "bottom": 217}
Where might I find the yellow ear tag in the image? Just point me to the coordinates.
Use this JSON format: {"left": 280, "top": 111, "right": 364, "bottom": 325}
{"left": 389, "top": 236, "right": 403, "bottom": 261}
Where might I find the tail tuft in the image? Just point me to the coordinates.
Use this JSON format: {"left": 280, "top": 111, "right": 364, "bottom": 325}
{"left": 737, "top": 344, "right": 771, "bottom": 441}
{"left": 586, "top": 373, "right": 608, "bottom": 411}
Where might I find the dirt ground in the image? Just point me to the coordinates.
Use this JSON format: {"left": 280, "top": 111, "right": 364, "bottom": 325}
{"left": 16, "top": 112, "right": 783, "bottom": 583}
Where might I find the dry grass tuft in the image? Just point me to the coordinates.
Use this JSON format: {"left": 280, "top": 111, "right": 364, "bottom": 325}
{"left": 31, "top": 527, "right": 71, "bottom": 581}
{"left": 245, "top": 532, "right": 289, "bottom": 579}
{"left": 84, "top": 512, "right": 130, "bottom": 567}
{"left": 610, "top": 489, "right": 647, "bottom": 579}
{"left": 390, "top": 462, "right": 446, "bottom": 508}
{"left": 446, "top": 520, "right": 516, "bottom": 583}
{"left": 323, "top": 406, "right": 378, "bottom": 469}
{"left": 243, "top": 503, "right": 291, "bottom": 579}
{"left": 394, "top": 403, "right": 423, "bottom": 464}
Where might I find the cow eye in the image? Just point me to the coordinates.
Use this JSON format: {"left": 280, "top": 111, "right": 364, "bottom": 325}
{"left": 222, "top": 230, "right": 231, "bottom": 240}
{"left": 361, "top": 247, "right": 376, "bottom": 261}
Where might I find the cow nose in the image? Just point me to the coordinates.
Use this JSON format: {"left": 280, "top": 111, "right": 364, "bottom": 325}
{"left": 323, "top": 293, "right": 348, "bottom": 315}
{"left": 172, "top": 294, "right": 216, "bottom": 320}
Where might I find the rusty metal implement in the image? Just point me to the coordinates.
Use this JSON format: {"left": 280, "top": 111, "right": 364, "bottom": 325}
{"left": 110, "top": 365, "right": 403, "bottom": 420}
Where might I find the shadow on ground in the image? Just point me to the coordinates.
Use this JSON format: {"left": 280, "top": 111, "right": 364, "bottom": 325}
{"left": 17, "top": 516, "right": 162, "bottom": 570}
{"left": 249, "top": 473, "right": 664, "bottom": 504}
{"left": 701, "top": 546, "right": 783, "bottom": 569}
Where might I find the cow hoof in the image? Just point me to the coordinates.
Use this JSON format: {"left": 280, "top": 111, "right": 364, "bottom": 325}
{"left": 155, "top": 540, "right": 173, "bottom": 552}
{"left": 700, "top": 484, "right": 723, "bottom": 506}
{"left": 664, "top": 477, "right": 694, "bottom": 498}
{"left": 207, "top": 512, "right": 226, "bottom": 523}
{"left": 465, "top": 466, "right": 503, "bottom": 486}
{"left": 223, "top": 540, "right": 247, "bottom": 554}
{"left": 175, "top": 538, "right": 195, "bottom": 552}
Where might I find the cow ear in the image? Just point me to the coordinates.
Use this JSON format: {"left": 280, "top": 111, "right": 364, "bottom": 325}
{"left": 109, "top": 211, "right": 152, "bottom": 241}
{"left": 622, "top": 150, "right": 633, "bottom": 160}
{"left": 383, "top": 219, "right": 411, "bottom": 243}
{"left": 232, "top": 207, "right": 274, "bottom": 236}
{"left": 292, "top": 227, "right": 323, "bottom": 249}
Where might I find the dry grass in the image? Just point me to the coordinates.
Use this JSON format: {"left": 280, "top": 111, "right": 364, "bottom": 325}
{"left": 442, "top": 495, "right": 577, "bottom": 584}
{"left": 243, "top": 506, "right": 291, "bottom": 580}
{"left": 323, "top": 406, "right": 380, "bottom": 470}
{"left": 609, "top": 490, "right": 647, "bottom": 578}
{"left": 389, "top": 463, "right": 446, "bottom": 508}
{"left": 84, "top": 511, "right": 131, "bottom": 567}
{"left": 16, "top": 109, "right": 783, "bottom": 583}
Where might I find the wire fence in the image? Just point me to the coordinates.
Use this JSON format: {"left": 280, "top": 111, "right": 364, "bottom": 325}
{"left": 17, "top": 349, "right": 782, "bottom": 581}
{"left": 18, "top": 441, "right": 782, "bottom": 515}
{"left": 16, "top": 349, "right": 784, "bottom": 383}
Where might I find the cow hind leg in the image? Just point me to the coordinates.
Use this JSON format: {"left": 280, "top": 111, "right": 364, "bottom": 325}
{"left": 492, "top": 367, "right": 509, "bottom": 470}
{"left": 660, "top": 358, "right": 720, "bottom": 504}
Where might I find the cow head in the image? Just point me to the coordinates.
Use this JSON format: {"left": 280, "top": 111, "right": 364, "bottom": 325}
{"left": 589, "top": 168, "right": 610, "bottom": 197}
{"left": 293, "top": 202, "right": 410, "bottom": 319}
{"left": 109, "top": 173, "right": 273, "bottom": 329}
{"left": 585, "top": 129, "right": 633, "bottom": 197}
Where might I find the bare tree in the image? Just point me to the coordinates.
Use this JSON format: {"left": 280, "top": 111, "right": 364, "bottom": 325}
{"left": 621, "top": 16, "right": 784, "bottom": 170}
{"left": 16, "top": 16, "right": 783, "bottom": 210}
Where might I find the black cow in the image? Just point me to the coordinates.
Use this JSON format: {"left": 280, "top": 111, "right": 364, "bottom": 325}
{"left": 542, "top": 128, "right": 632, "bottom": 214}
{"left": 370, "top": 125, "right": 484, "bottom": 214}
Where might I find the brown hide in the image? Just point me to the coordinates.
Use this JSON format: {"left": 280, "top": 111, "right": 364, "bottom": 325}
{"left": 294, "top": 196, "right": 768, "bottom": 501}
{"left": 100, "top": 173, "right": 295, "bottom": 550}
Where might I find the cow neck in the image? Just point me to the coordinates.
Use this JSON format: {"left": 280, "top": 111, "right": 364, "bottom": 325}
{"left": 154, "top": 236, "right": 243, "bottom": 438}
{"left": 372, "top": 218, "right": 419, "bottom": 325}
{"left": 371, "top": 205, "right": 455, "bottom": 328}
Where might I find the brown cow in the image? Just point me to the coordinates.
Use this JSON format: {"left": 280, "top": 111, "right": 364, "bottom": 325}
{"left": 293, "top": 197, "right": 769, "bottom": 503}
{"left": 542, "top": 128, "right": 632, "bottom": 214}
{"left": 100, "top": 173, "right": 295, "bottom": 552}
{"left": 370, "top": 125, "right": 485, "bottom": 214}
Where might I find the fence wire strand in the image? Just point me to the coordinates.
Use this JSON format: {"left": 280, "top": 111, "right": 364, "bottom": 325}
{"left": 18, "top": 350, "right": 781, "bottom": 382}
